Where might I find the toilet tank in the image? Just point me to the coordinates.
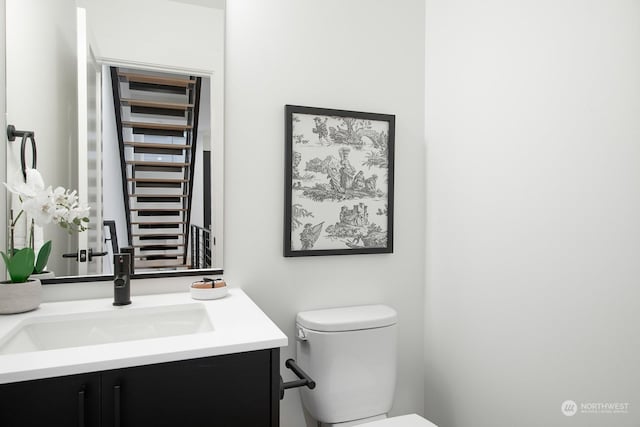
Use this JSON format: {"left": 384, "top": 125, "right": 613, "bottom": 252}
{"left": 295, "top": 305, "right": 398, "bottom": 424}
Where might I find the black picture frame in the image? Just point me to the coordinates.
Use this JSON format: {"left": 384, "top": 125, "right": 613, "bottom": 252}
{"left": 284, "top": 105, "right": 395, "bottom": 257}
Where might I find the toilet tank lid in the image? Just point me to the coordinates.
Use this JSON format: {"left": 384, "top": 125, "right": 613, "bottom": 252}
{"left": 296, "top": 305, "right": 397, "bottom": 332}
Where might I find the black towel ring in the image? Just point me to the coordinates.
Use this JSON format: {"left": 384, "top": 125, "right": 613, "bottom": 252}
{"left": 7, "top": 124, "right": 37, "bottom": 181}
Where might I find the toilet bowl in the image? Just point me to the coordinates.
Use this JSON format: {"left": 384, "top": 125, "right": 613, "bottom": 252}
{"left": 324, "top": 414, "right": 436, "bottom": 427}
{"left": 358, "top": 414, "right": 437, "bottom": 427}
{"left": 295, "top": 305, "right": 438, "bottom": 427}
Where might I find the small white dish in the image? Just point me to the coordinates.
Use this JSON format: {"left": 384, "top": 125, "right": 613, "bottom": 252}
{"left": 190, "top": 285, "right": 228, "bottom": 300}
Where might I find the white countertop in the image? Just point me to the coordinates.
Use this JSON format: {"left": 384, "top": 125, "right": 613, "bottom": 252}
{"left": 0, "top": 288, "right": 288, "bottom": 384}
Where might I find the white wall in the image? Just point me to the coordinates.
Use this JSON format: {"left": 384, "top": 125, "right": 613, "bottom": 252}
{"left": 425, "top": 1, "right": 640, "bottom": 426}
{"left": 226, "top": 1, "right": 426, "bottom": 425}
{"left": 83, "top": 0, "right": 223, "bottom": 74}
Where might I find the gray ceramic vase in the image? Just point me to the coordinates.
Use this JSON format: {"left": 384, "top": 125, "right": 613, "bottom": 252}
{"left": 0, "top": 278, "right": 42, "bottom": 314}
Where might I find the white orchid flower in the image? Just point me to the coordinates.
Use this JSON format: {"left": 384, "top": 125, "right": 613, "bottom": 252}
{"left": 21, "top": 186, "right": 56, "bottom": 226}
{"left": 4, "top": 169, "right": 56, "bottom": 226}
{"left": 3, "top": 168, "right": 46, "bottom": 199}
{"left": 25, "top": 168, "right": 45, "bottom": 192}
{"left": 48, "top": 187, "right": 90, "bottom": 233}
{"left": 4, "top": 167, "right": 90, "bottom": 234}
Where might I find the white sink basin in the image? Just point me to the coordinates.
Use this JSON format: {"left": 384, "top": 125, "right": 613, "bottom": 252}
{"left": 0, "top": 303, "right": 213, "bottom": 355}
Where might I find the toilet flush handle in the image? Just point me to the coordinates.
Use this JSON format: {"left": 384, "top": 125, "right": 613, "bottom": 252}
{"left": 295, "top": 326, "right": 307, "bottom": 341}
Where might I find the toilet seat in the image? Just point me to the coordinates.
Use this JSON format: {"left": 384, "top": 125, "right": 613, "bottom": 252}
{"left": 357, "top": 414, "right": 437, "bottom": 427}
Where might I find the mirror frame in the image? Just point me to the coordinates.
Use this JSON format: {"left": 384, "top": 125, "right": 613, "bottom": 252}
{"left": 42, "top": 267, "right": 224, "bottom": 285}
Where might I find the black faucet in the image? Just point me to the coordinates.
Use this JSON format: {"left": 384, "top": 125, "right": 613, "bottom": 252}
{"left": 113, "top": 252, "right": 132, "bottom": 306}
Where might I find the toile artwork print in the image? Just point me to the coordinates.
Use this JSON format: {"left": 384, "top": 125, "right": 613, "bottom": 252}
{"left": 284, "top": 105, "right": 395, "bottom": 256}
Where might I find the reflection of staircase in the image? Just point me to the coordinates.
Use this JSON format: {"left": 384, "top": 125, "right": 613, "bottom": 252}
{"left": 110, "top": 67, "right": 202, "bottom": 270}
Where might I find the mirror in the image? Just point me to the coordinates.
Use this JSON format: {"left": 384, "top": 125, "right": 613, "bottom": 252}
{"left": 4, "top": 0, "right": 224, "bottom": 282}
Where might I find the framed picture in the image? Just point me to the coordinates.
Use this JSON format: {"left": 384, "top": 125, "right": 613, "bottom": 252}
{"left": 284, "top": 105, "right": 395, "bottom": 257}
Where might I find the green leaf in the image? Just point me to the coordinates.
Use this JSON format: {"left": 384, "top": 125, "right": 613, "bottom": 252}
{"left": 34, "top": 241, "right": 52, "bottom": 274}
{"left": 7, "top": 247, "right": 35, "bottom": 283}
{"left": 82, "top": 217, "right": 90, "bottom": 222}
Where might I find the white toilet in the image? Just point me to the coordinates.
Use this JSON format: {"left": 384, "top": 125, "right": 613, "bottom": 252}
{"left": 295, "top": 305, "right": 437, "bottom": 427}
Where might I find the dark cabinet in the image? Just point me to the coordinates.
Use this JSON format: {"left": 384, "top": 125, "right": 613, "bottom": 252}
{"left": 0, "top": 348, "right": 280, "bottom": 427}
{"left": 102, "top": 349, "right": 278, "bottom": 426}
{"left": 0, "top": 372, "right": 101, "bottom": 427}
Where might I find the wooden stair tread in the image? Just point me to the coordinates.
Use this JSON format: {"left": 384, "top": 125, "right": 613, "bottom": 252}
{"left": 132, "top": 233, "right": 185, "bottom": 237}
{"left": 124, "top": 142, "right": 190, "bottom": 150}
{"left": 127, "top": 178, "right": 188, "bottom": 183}
{"left": 130, "top": 208, "right": 188, "bottom": 212}
{"left": 134, "top": 255, "right": 183, "bottom": 260}
{"left": 118, "top": 72, "right": 196, "bottom": 87}
{"left": 130, "top": 194, "right": 187, "bottom": 198}
{"left": 121, "top": 98, "right": 194, "bottom": 110}
{"left": 134, "top": 252, "right": 184, "bottom": 261}
{"left": 131, "top": 234, "right": 185, "bottom": 244}
{"left": 135, "top": 263, "right": 188, "bottom": 268}
{"left": 131, "top": 221, "right": 187, "bottom": 225}
{"left": 133, "top": 243, "right": 186, "bottom": 248}
{"left": 122, "top": 121, "right": 192, "bottom": 131}
{"left": 126, "top": 160, "right": 190, "bottom": 167}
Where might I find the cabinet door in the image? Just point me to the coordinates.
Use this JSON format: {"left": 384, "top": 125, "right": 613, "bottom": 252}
{"left": 102, "top": 349, "right": 277, "bottom": 427}
{"left": 0, "top": 372, "right": 100, "bottom": 427}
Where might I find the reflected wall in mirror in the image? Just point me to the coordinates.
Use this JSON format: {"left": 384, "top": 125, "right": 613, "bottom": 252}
{"left": 5, "top": 0, "right": 224, "bottom": 282}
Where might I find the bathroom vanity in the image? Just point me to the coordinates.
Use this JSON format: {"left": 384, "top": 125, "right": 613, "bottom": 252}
{"left": 0, "top": 289, "right": 287, "bottom": 426}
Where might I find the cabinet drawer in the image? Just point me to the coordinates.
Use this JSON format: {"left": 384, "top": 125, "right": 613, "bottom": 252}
{"left": 0, "top": 372, "right": 100, "bottom": 427}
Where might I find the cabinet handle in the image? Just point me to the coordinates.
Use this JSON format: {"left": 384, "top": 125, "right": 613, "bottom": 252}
{"left": 114, "top": 385, "right": 121, "bottom": 427}
{"left": 77, "top": 388, "right": 86, "bottom": 427}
